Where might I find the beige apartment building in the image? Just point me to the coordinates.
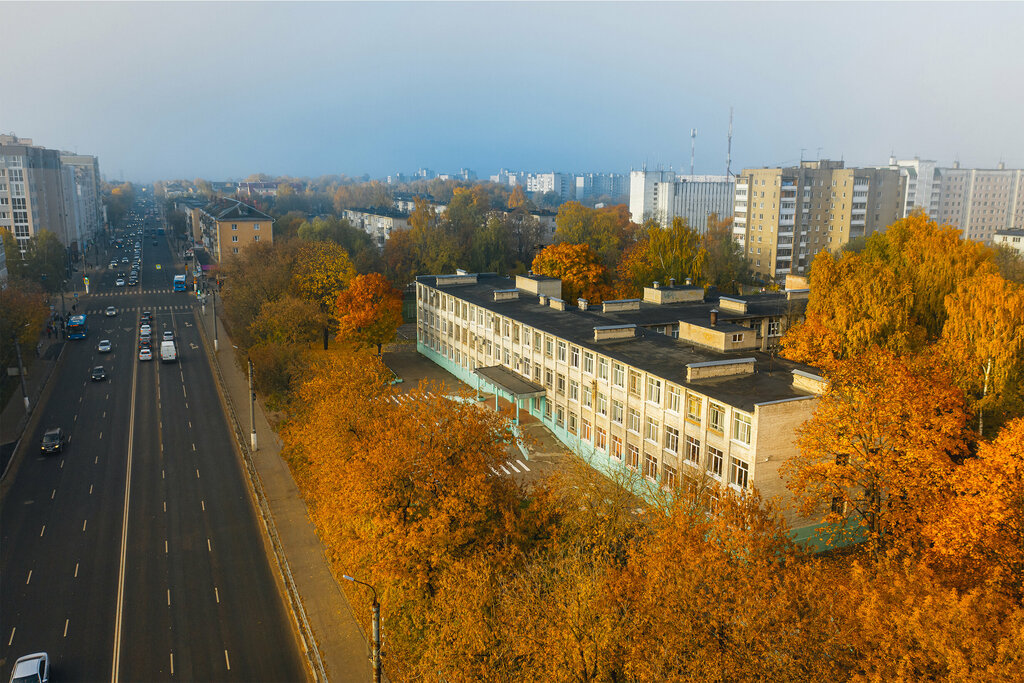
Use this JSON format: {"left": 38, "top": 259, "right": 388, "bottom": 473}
{"left": 194, "top": 198, "right": 273, "bottom": 262}
{"left": 416, "top": 271, "right": 824, "bottom": 532}
{"left": 733, "top": 160, "right": 903, "bottom": 282}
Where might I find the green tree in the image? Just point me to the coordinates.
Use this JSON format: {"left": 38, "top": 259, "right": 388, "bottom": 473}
{"left": 617, "top": 216, "right": 704, "bottom": 296}
{"left": 701, "top": 213, "right": 751, "bottom": 294}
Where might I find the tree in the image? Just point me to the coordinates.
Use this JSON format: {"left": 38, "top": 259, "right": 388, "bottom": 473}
{"left": 219, "top": 240, "right": 299, "bottom": 349}
{"left": 992, "top": 243, "right": 1024, "bottom": 284}
{"left": 249, "top": 294, "right": 323, "bottom": 346}
{"left": 554, "top": 201, "right": 636, "bottom": 266}
{"left": 783, "top": 349, "right": 972, "bottom": 555}
{"left": 382, "top": 227, "right": 418, "bottom": 286}
{"left": 940, "top": 272, "right": 1024, "bottom": 435}
{"left": 334, "top": 273, "right": 403, "bottom": 355}
{"left": 290, "top": 241, "right": 356, "bottom": 311}
{"left": 531, "top": 243, "right": 613, "bottom": 305}
{"left": 701, "top": 213, "right": 751, "bottom": 295}
{"left": 0, "top": 281, "right": 48, "bottom": 370}
{"left": 617, "top": 216, "right": 704, "bottom": 297}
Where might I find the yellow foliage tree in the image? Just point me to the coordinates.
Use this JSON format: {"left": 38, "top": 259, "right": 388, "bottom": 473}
{"left": 617, "top": 216, "right": 705, "bottom": 297}
{"left": 334, "top": 272, "right": 404, "bottom": 354}
{"left": 531, "top": 242, "right": 612, "bottom": 305}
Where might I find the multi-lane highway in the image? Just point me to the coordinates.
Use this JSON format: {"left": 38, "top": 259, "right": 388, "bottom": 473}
{"left": 1, "top": 208, "right": 306, "bottom": 681}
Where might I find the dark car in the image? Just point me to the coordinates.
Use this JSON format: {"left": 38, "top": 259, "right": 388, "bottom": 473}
{"left": 40, "top": 428, "right": 65, "bottom": 454}
{"left": 141, "top": 310, "right": 153, "bottom": 323}
{"left": 91, "top": 366, "right": 107, "bottom": 382}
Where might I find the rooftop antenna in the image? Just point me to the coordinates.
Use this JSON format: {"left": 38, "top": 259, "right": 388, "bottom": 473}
{"left": 690, "top": 128, "right": 697, "bottom": 176}
{"left": 800, "top": 148, "right": 805, "bottom": 162}
{"left": 726, "top": 107, "right": 733, "bottom": 177}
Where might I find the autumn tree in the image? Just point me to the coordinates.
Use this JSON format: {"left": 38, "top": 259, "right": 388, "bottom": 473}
{"left": 218, "top": 240, "right": 299, "bottom": 349}
{"left": 701, "top": 213, "right": 751, "bottom": 295}
{"left": 0, "top": 281, "right": 48, "bottom": 370}
{"left": 382, "top": 226, "right": 418, "bottom": 286}
{"left": 532, "top": 242, "right": 613, "bottom": 305}
{"left": 554, "top": 201, "right": 636, "bottom": 266}
{"left": 939, "top": 272, "right": 1024, "bottom": 435}
{"left": 617, "top": 216, "right": 705, "bottom": 297}
{"left": 783, "top": 349, "right": 972, "bottom": 555}
{"left": 334, "top": 273, "right": 403, "bottom": 354}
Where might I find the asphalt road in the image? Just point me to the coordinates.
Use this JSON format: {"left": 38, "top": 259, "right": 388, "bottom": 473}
{"left": 1, "top": 209, "right": 306, "bottom": 682}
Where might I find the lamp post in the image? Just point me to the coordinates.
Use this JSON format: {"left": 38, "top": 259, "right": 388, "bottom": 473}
{"left": 248, "top": 357, "right": 257, "bottom": 451}
{"left": 12, "top": 329, "right": 30, "bottom": 414}
{"left": 212, "top": 286, "right": 219, "bottom": 352}
{"left": 342, "top": 575, "right": 381, "bottom": 683}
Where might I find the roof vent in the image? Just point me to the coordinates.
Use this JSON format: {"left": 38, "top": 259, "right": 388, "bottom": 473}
{"left": 710, "top": 308, "right": 719, "bottom": 326}
{"left": 578, "top": 298, "right": 589, "bottom": 311}
{"left": 493, "top": 288, "right": 519, "bottom": 302}
{"left": 594, "top": 324, "right": 637, "bottom": 341}
{"left": 539, "top": 294, "right": 548, "bottom": 305}
{"left": 653, "top": 281, "right": 661, "bottom": 289}
{"left": 669, "top": 278, "right": 676, "bottom": 287}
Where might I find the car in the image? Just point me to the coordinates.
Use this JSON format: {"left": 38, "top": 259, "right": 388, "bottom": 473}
{"left": 128, "top": 278, "right": 138, "bottom": 287}
{"left": 121, "top": 256, "right": 129, "bottom": 263}
{"left": 140, "top": 323, "right": 152, "bottom": 335}
{"left": 139, "top": 339, "right": 152, "bottom": 350}
{"left": 105, "top": 306, "right": 117, "bottom": 317}
{"left": 91, "top": 365, "right": 106, "bottom": 382}
{"left": 40, "top": 428, "right": 65, "bottom": 454}
{"left": 139, "top": 348, "right": 152, "bottom": 361}
{"left": 141, "top": 311, "right": 152, "bottom": 323}
{"left": 115, "top": 278, "right": 125, "bottom": 287}
{"left": 9, "top": 652, "right": 49, "bottom": 683}
{"left": 98, "top": 339, "right": 112, "bottom": 353}
{"left": 109, "top": 261, "right": 118, "bottom": 269}
{"left": 162, "top": 330, "right": 174, "bottom": 341}
{"left": 153, "top": 240, "right": 158, "bottom": 245}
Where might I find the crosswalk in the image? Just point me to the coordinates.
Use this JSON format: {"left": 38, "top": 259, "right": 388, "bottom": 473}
{"left": 84, "top": 304, "right": 194, "bottom": 315}
{"left": 491, "top": 459, "right": 532, "bottom": 477}
{"left": 386, "top": 391, "right": 440, "bottom": 404}
{"left": 90, "top": 288, "right": 178, "bottom": 296}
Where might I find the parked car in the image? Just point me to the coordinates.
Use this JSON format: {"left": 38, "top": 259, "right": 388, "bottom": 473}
{"left": 105, "top": 306, "right": 117, "bottom": 317}
{"left": 98, "top": 339, "right": 112, "bottom": 353}
{"left": 139, "top": 348, "right": 153, "bottom": 361}
{"left": 40, "top": 428, "right": 65, "bottom": 454}
{"left": 91, "top": 366, "right": 106, "bottom": 382}
{"left": 8, "top": 652, "right": 49, "bottom": 683}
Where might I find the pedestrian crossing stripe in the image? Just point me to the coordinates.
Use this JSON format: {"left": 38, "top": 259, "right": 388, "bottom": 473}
{"left": 85, "top": 304, "right": 193, "bottom": 314}
{"left": 89, "top": 289, "right": 177, "bottom": 296}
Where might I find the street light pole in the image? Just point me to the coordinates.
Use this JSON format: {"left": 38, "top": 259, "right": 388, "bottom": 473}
{"left": 212, "top": 287, "right": 219, "bottom": 352}
{"left": 342, "top": 575, "right": 381, "bottom": 683}
{"left": 248, "top": 357, "right": 258, "bottom": 451}
{"left": 12, "top": 333, "right": 30, "bottom": 414}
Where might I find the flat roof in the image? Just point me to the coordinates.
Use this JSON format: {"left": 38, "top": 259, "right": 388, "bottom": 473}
{"left": 475, "top": 365, "right": 546, "bottom": 398}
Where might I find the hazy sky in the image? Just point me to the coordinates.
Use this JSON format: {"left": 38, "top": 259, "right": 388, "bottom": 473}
{"left": 2, "top": 2, "right": 1022, "bottom": 183}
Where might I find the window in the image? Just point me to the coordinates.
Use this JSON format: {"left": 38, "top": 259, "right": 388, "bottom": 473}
{"left": 556, "top": 374, "right": 566, "bottom": 395}
{"left": 627, "top": 443, "right": 640, "bottom": 470}
{"left": 580, "top": 418, "right": 592, "bottom": 442}
{"left": 583, "top": 352, "right": 594, "bottom": 374}
{"left": 570, "top": 345, "right": 580, "bottom": 367}
{"left": 627, "top": 408, "right": 641, "bottom": 433}
{"left": 644, "top": 416, "right": 659, "bottom": 443}
{"left": 232, "top": 235, "right": 239, "bottom": 242}
{"left": 646, "top": 377, "right": 662, "bottom": 405}
{"left": 709, "top": 403, "right": 725, "bottom": 432}
{"left": 568, "top": 411, "right": 578, "bottom": 435}
{"left": 628, "top": 370, "right": 642, "bottom": 397}
{"left": 253, "top": 223, "right": 260, "bottom": 230}
{"left": 545, "top": 337, "right": 553, "bottom": 358}
{"left": 611, "top": 400, "right": 624, "bottom": 424}
{"left": 596, "top": 392, "right": 608, "bottom": 416}
{"left": 685, "top": 436, "right": 701, "bottom": 465}
{"left": 612, "top": 363, "right": 625, "bottom": 387}
{"left": 662, "top": 464, "right": 677, "bottom": 490}
{"left": 664, "top": 425, "right": 679, "bottom": 453}
{"left": 707, "top": 446, "right": 723, "bottom": 477}
{"left": 534, "top": 331, "right": 542, "bottom": 351}
{"left": 644, "top": 453, "right": 658, "bottom": 480}
{"left": 582, "top": 385, "right": 592, "bottom": 408}
{"left": 610, "top": 435, "right": 623, "bottom": 459}
{"left": 544, "top": 400, "right": 552, "bottom": 419}
{"left": 569, "top": 379, "right": 579, "bottom": 402}
{"left": 253, "top": 234, "right": 260, "bottom": 241}
{"left": 557, "top": 341, "right": 567, "bottom": 362}
{"left": 687, "top": 395, "right": 702, "bottom": 423}
{"left": 597, "top": 357, "right": 609, "bottom": 380}
{"left": 767, "top": 319, "right": 781, "bottom": 336}
{"left": 733, "top": 412, "right": 752, "bottom": 445}
{"left": 667, "top": 385, "right": 681, "bottom": 413}
{"left": 731, "top": 333, "right": 744, "bottom": 343}
{"left": 556, "top": 405, "right": 565, "bottom": 428}
{"left": 544, "top": 369, "right": 553, "bottom": 389}
{"left": 232, "top": 247, "right": 239, "bottom": 254}
{"left": 730, "top": 457, "right": 750, "bottom": 489}
{"left": 231, "top": 223, "right": 238, "bottom": 230}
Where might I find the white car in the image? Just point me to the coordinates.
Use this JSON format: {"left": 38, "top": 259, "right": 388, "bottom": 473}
{"left": 139, "top": 348, "right": 153, "bottom": 361}
{"left": 9, "top": 652, "right": 49, "bottom": 683}
{"left": 115, "top": 278, "right": 125, "bottom": 287}
{"left": 162, "top": 330, "right": 174, "bottom": 341}
{"left": 140, "top": 324, "right": 152, "bottom": 336}
{"left": 105, "top": 306, "right": 117, "bottom": 317}
{"left": 98, "top": 339, "right": 112, "bottom": 353}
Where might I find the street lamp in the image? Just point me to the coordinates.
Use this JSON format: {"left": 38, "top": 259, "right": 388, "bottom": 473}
{"left": 342, "top": 575, "right": 381, "bottom": 683}
{"left": 232, "top": 346, "right": 258, "bottom": 452}
{"left": 11, "top": 326, "right": 31, "bottom": 414}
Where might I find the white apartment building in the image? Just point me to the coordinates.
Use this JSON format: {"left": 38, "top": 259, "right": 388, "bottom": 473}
{"left": 629, "top": 170, "right": 735, "bottom": 231}
{"left": 994, "top": 229, "right": 1024, "bottom": 256}
{"left": 416, "top": 271, "right": 823, "bottom": 531}
{"left": 885, "top": 157, "right": 941, "bottom": 219}
{"left": 526, "top": 172, "right": 575, "bottom": 201}
{"left": 341, "top": 207, "right": 411, "bottom": 248}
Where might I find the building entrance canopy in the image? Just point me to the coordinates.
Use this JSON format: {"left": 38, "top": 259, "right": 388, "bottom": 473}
{"left": 474, "top": 365, "right": 546, "bottom": 400}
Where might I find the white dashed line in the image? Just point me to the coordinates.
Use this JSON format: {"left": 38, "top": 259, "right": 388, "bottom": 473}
{"left": 89, "top": 484, "right": 93, "bottom": 495}
{"left": 196, "top": 468, "right": 200, "bottom": 479}
{"left": 167, "top": 589, "right": 171, "bottom": 606}
{"left": 201, "top": 500, "right": 205, "bottom": 511}
{"left": 224, "top": 650, "right": 231, "bottom": 671}
{"left": 51, "top": 489, "right": 56, "bottom": 499}
{"left": 64, "top": 619, "right": 69, "bottom": 637}
{"left": 40, "top": 525, "right": 46, "bottom": 537}
{"left": 517, "top": 459, "right": 531, "bottom": 472}
{"left": 207, "top": 538, "right": 212, "bottom": 552}
{"left": 99, "top": 432, "right": 102, "bottom": 440}
{"left": 165, "top": 540, "right": 168, "bottom": 554}
{"left": 214, "top": 587, "right": 220, "bottom": 603}
{"left": 170, "top": 653, "right": 174, "bottom": 675}
{"left": 8, "top": 628, "right": 15, "bottom": 646}
{"left": 82, "top": 519, "right": 88, "bottom": 532}
{"left": 74, "top": 563, "right": 79, "bottom": 578}
{"left": 26, "top": 570, "right": 32, "bottom": 585}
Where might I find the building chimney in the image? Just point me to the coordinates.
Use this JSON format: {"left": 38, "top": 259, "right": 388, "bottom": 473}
{"left": 578, "top": 298, "right": 588, "bottom": 311}
{"left": 669, "top": 278, "right": 676, "bottom": 287}
{"left": 710, "top": 308, "right": 719, "bottom": 327}
{"left": 653, "top": 281, "right": 661, "bottom": 289}
{"left": 539, "top": 295, "right": 548, "bottom": 305}
{"left": 685, "top": 277, "right": 692, "bottom": 286}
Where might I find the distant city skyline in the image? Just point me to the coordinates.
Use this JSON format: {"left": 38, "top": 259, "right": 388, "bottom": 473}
{"left": 2, "top": 2, "right": 1022, "bottom": 183}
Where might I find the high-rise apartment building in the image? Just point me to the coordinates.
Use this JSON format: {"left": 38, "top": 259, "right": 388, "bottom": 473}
{"left": 629, "top": 170, "right": 735, "bottom": 230}
{"left": 885, "top": 157, "right": 1024, "bottom": 244}
{"left": 60, "top": 153, "right": 104, "bottom": 247}
{"left": 526, "top": 172, "right": 575, "bottom": 201}
{"left": 733, "top": 160, "right": 903, "bottom": 282}
{"left": 0, "top": 135, "right": 73, "bottom": 254}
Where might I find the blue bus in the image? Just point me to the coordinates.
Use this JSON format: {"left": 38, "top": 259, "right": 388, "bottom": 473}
{"left": 173, "top": 274, "right": 186, "bottom": 292}
{"left": 67, "top": 314, "right": 88, "bottom": 340}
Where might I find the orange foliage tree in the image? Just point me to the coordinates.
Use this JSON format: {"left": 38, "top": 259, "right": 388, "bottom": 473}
{"left": 334, "top": 273, "right": 404, "bottom": 354}
{"left": 531, "top": 242, "right": 612, "bottom": 305}
{"left": 617, "top": 216, "right": 705, "bottom": 297}
{"left": 783, "top": 349, "right": 972, "bottom": 554}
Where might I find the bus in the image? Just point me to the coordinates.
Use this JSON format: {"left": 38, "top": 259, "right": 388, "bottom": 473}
{"left": 157, "top": 227, "right": 165, "bottom": 235}
{"left": 67, "top": 314, "right": 88, "bottom": 340}
{"left": 173, "top": 274, "right": 187, "bottom": 292}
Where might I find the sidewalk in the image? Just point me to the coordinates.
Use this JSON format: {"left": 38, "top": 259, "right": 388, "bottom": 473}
{"left": 194, "top": 298, "right": 374, "bottom": 683}
{"left": 1, "top": 332, "right": 65, "bottom": 482}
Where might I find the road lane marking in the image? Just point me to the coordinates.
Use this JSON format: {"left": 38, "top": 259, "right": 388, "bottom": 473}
{"left": 170, "top": 653, "right": 174, "bottom": 676}
{"left": 163, "top": 501, "right": 166, "bottom": 512}
{"left": 64, "top": 619, "right": 69, "bottom": 637}
{"left": 162, "top": 469, "right": 165, "bottom": 480}
{"left": 183, "top": 386, "right": 187, "bottom": 398}
{"left": 89, "top": 484, "right": 93, "bottom": 495}
{"left": 517, "top": 459, "right": 531, "bottom": 471}
{"left": 8, "top": 627, "right": 14, "bottom": 646}
{"left": 500, "top": 465, "right": 511, "bottom": 475}
{"left": 196, "top": 468, "right": 200, "bottom": 479}
{"left": 215, "top": 587, "right": 220, "bottom": 603}
{"left": 95, "top": 456, "right": 99, "bottom": 464}
{"left": 99, "top": 432, "right": 102, "bottom": 440}
{"left": 224, "top": 650, "right": 231, "bottom": 671}
{"left": 103, "top": 411, "right": 106, "bottom": 418}
{"left": 83, "top": 519, "right": 88, "bottom": 531}
{"left": 111, "top": 324, "right": 142, "bottom": 683}
{"left": 201, "top": 500, "right": 205, "bottom": 511}
{"left": 26, "top": 570, "right": 32, "bottom": 584}
{"left": 60, "top": 459, "right": 64, "bottom": 469}
{"left": 51, "top": 489, "right": 56, "bottom": 499}
{"left": 508, "top": 461, "right": 521, "bottom": 473}
{"left": 207, "top": 538, "right": 211, "bottom": 551}
{"left": 75, "top": 563, "right": 79, "bottom": 578}
{"left": 165, "top": 540, "right": 168, "bottom": 554}
{"left": 75, "top": 414, "right": 78, "bottom": 422}
{"left": 188, "top": 420, "right": 192, "bottom": 429}
{"left": 192, "top": 443, "right": 196, "bottom": 451}
{"left": 40, "top": 525, "right": 45, "bottom": 537}
{"left": 167, "top": 589, "right": 171, "bottom": 606}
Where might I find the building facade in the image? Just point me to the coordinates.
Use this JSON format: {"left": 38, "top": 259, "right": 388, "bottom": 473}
{"left": 629, "top": 170, "right": 735, "bottom": 231}
{"left": 994, "top": 228, "right": 1024, "bottom": 256}
{"left": 195, "top": 198, "right": 273, "bottom": 262}
{"left": 59, "top": 154, "right": 104, "bottom": 247}
{"left": 732, "top": 160, "right": 903, "bottom": 282}
{"left": 415, "top": 271, "right": 821, "bottom": 529}
{"left": 0, "top": 135, "right": 75, "bottom": 254}
{"left": 341, "top": 208, "right": 412, "bottom": 248}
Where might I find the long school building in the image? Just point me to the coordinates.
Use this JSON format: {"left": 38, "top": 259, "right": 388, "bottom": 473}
{"left": 415, "top": 271, "right": 826, "bottom": 531}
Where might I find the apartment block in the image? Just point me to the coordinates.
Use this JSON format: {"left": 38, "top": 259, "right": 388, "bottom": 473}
{"left": 0, "top": 135, "right": 74, "bottom": 254}
{"left": 526, "top": 172, "right": 575, "bottom": 201}
{"left": 733, "top": 160, "right": 903, "bottom": 282}
{"left": 194, "top": 198, "right": 273, "bottom": 262}
{"left": 994, "top": 229, "right": 1024, "bottom": 256}
{"left": 629, "top": 170, "right": 735, "bottom": 231}
{"left": 341, "top": 207, "right": 412, "bottom": 248}
{"left": 415, "top": 270, "right": 822, "bottom": 530}
{"left": 59, "top": 154, "right": 104, "bottom": 246}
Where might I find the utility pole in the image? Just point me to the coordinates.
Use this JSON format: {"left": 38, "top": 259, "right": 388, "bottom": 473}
{"left": 248, "top": 357, "right": 258, "bottom": 451}
{"left": 212, "top": 286, "right": 219, "bottom": 352}
{"left": 689, "top": 128, "right": 697, "bottom": 176}
{"left": 343, "top": 575, "right": 381, "bottom": 683}
{"left": 12, "top": 334, "right": 30, "bottom": 414}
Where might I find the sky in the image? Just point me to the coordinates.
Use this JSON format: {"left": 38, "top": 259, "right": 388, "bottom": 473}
{"left": 2, "top": 1, "right": 1022, "bottom": 183}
